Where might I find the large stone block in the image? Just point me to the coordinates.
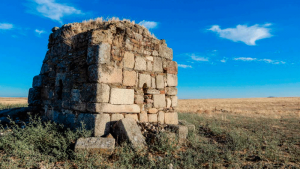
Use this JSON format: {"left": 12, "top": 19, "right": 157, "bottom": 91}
{"left": 139, "top": 111, "right": 148, "bottom": 122}
{"left": 134, "top": 56, "right": 146, "bottom": 71}
{"left": 153, "top": 94, "right": 166, "bottom": 108}
{"left": 148, "top": 114, "right": 158, "bottom": 123}
{"left": 138, "top": 73, "right": 151, "bottom": 88}
{"left": 123, "top": 70, "right": 137, "bottom": 86}
{"left": 123, "top": 52, "right": 135, "bottom": 68}
{"left": 94, "top": 114, "right": 110, "bottom": 137}
{"left": 32, "top": 75, "right": 43, "bottom": 88}
{"left": 156, "top": 75, "right": 164, "bottom": 89}
{"left": 28, "top": 88, "right": 41, "bottom": 105}
{"left": 71, "top": 102, "right": 86, "bottom": 112}
{"left": 167, "top": 125, "right": 188, "bottom": 142}
{"left": 71, "top": 89, "right": 81, "bottom": 102}
{"left": 165, "top": 112, "right": 178, "bottom": 124}
{"left": 147, "top": 61, "right": 153, "bottom": 71}
{"left": 151, "top": 77, "right": 156, "bottom": 88}
{"left": 81, "top": 83, "right": 110, "bottom": 103}
{"left": 165, "top": 61, "right": 178, "bottom": 74}
{"left": 87, "top": 103, "right": 140, "bottom": 113}
{"left": 167, "top": 74, "right": 178, "bottom": 87}
{"left": 159, "top": 44, "right": 173, "bottom": 60}
{"left": 75, "top": 137, "right": 115, "bottom": 155}
{"left": 112, "top": 118, "right": 146, "bottom": 151}
{"left": 134, "top": 95, "right": 144, "bottom": 104}
{"left": 146, "top": 89, "right": 160, "bottom": 95}
{"left": 110, "top": 88, "right": 134, "bottom": 105}
{"left": 166, "top": 98, "right": 171, "bottom": 108}
{"left": 166, "top": 87, "right": 178, "bottom": 95}
{"left": 88, "top": 65, "right": 122, "bottom": 84}
{"left": 171, "top": 96, "right": 178, "bottom": 107}
{"left": 153, "top": 57, "right": 163, "bottom": 72}
{"left": 125, "top": 114, "right": 139, "bottom": 121}
{"left": 158, "top": 111, "right": 165, "bottom": 124}
{"left": 87, "top": 43, "right": 111, "bottom": 65}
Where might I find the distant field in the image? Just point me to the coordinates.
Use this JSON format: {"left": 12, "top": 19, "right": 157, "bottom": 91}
{"left": 178, "top": 97, "right": 300, "bottom": 118}
{"left": 1, "top": 97, "right": 299, "bottom": 118}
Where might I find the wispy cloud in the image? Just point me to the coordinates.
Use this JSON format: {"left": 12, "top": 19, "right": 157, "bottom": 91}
{"left": 35, "top": 29, "right": 45, "bottom": 36}
{"left": 233, "top": 57, "right": 285, "bottom": 64}
{"left": 191, "top": 54, "right": 209, "bottom": 62}
{"left": 208, "top": 23, "right": 272, "bottom": 45}
{"left": 139, "top": 20, "right": 158, "bottom": 29}
{"left": 26, "top": 0, "right": 83, "bottom": 23}
{"left": 220, "top": 58, "right": 227, "bottom": 63}
{"left": 0, "top": 23, "right": 14, "bottom": 30}
{"left": 178, "top": 64, "right": 192, "bottom": 68}
{"left": 234, "top": 57, "right": 257, "bottom": 61}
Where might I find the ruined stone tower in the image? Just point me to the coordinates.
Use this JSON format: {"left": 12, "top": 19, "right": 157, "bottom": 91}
{"left": 28, "top": 19, "right": 178, "bottom": 136}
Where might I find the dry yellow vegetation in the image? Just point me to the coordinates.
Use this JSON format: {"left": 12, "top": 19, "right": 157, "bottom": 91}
{"left": 0, "top": 97, "right": 28, "bottom": 105}
{"left": 178, "top": 97, "right": 300, "bottom": 118}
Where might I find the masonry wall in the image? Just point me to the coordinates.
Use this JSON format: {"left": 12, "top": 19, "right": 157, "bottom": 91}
{"left": 28, "top": 20, "right": 178, "bottom": 136}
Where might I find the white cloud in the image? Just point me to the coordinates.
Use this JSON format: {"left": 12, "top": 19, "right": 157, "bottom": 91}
{"left": 139, "top": 20, "right": 158, "bottom": 29}
{"left": 0, "top": 23, "right": 13, "bottom": 30}
{"left": 233, "top": 57, "right": 257, "bottom": 61}
{"left": 27, "top": 0, "right": 83, "bottom": 23}
{"left": 35, "top": 29, "right": 45, "bottom": 35}
{"left": 233, "top": 57, "right": 286, "bottom": 64}
{"left": 220, "top": 59, "right": 226, "bottom": 63}
{"left": 178, "top": 64, "right": 192, "bottom": 68}
{"left": 208, "top": 23, "right": 272, "bottom": 45}
{"left": 191, "top": 54, "right": 209, "bottom": 62}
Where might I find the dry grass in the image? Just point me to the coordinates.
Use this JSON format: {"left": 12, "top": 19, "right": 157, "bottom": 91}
{"left": 178, "top": 97, "right": 300, "bottom": 119}
{"left": 0, "top": 97, "right": 27, "bottom": 105}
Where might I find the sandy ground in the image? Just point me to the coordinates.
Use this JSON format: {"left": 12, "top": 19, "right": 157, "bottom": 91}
{"left": 1, "top": 97, "right": 299, "bottom": 118}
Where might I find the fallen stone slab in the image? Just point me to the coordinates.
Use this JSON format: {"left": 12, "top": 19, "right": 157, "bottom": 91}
{"left": 75, "top": 137, "right": 115, "bottom": 155}
{"left": 112, "top": 118, "right": 146, "bottom": 151}
{"left": 178, "top": 120, "right": 196, "bottom": 133}
{"left": 167, "top": 124, "right": 188, "bottom": 142}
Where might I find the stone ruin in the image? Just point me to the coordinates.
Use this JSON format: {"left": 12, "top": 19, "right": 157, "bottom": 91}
{"left": 28, "top": 19, "right": 179, "bottom": 137}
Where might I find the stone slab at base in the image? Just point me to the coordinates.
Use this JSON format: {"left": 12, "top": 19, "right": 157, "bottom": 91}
{"left": 75, "top": 137, "right": 115, "bottom": 155}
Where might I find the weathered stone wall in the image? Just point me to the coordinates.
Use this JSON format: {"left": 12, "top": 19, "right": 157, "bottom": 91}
{"left": 28, "top": 20, "right": 178, "bottom": 136}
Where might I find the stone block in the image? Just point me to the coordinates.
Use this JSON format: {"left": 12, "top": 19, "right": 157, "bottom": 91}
{"left": 71, "top": 89, "right": 81, "bottom": 102}
{"left": 134, "top": 56, "right": 146, "bottom": 71}
{"left": 125, "top": 114, "right": 139, "bottom": 121}
{"left": 55, "top": 73, "right": 66, "bottom": 86}
{"left": 167, "top": 125, "right": 188, "bottom": 142}
{"left": 87, "top": 103, "right": 140, "bottom": 113}
{"left": 171, "top": 96, "right": 178, "bottom": 107}
{"left": 166, "top": 98, "right": 171, "bottom": 108}
{"left": 148, "top": 114, "right": 158, "bottom": 123}
{"left": 147, "top": 61, "right": 153, "bottom": 71}
{"left": 88, "top": 65, "right": 122, "bottom": 84}
{"left": 152, "top": 50, "right": 158, "bottom": 56}
{"left": 159, "top": 44, "right": 173, "bottom": 60}
{"left": 94, "top": 114, "right": 110, "bottom": 137}
{"left": 165, "top": 61, "right": 178, "bottom": 74}
{"left": 112, "top": 118, "right": 146, "bottom": 151}
{"left": 156, "top": 75, "right": 164, "bottom": 89}
{"left": 32, "top": 75, "right": 43, "bottom": 88}
{"left": 146, "top": 89, "right": 160, "bottom": 95}
{"left": 71, "top": 102, "right": 86, "bottom": 112}
{"left": 87, "top": 43, "right": 111, "bottom": 65}
{"left": 158, "top": 111, "right": 165, "bottom": 124}
{"left": 110, "top": 88, "right": 134, "bottom": 105}
{"left": 138, "top": 73, "right": 151, "bottom": 88}
{"left": 123, "top": 70, "right": 137, "bottom": 86}
{"left": 75, "top": 137, "right": 115, "bottom": 155}
{"left": 153, "top": 94, "right": 166, "bottom": 108}
{"left": 139, "top": 112, "right": 148, "bottom": 122}
{"left": 134, "top": 95, "right": 144, "bottom": 104}
{"left": 151, "top": 77, "right": 156, "bottom": 88}
{"left": 146, "top": 56, "right": 153, "bottom": 61}
{"left": 153, "top": 57, "right": 163, "bottom": 72}
{"left": 148, "top": 108, "right": 158, "bottom": 114}
{"left": 90, "top": 29, "right": 113, "bottom": 44}
{"left": 165, "top": 112, "right": 178, "bottom": 124}
{"left": 111, "top": 114, "right": 124, "bottom": 124}
{"left": 28, "top": 88, "right": 41, "bottom": 105}
{"left": 178, "top": 120, "right": 195, "bottom": 133}
{"left": 166, "top": 87, "right": 178, "bottom": 95}
{"left": 123, "top": 52, "right": 135, "bottom": 68}
{"left": 167, "top": 74, "right": 178, "bottom": 87}
{"left": 81, "top": 83, "right": 110, "bottom": 103}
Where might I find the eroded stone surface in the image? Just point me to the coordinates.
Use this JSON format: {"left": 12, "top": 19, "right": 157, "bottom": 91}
{"left": 75, "top": 137, "right": 115, "bottom": 155}
{"left": 153, "top": 94, "right": 166, "bottom": 108}
{"left": 110, "top": 88, "right": 134, "bottom": 105}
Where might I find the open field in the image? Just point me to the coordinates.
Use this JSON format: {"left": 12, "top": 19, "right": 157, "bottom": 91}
{"left": 0, "top": 98, "right": 299, "bottom": 168}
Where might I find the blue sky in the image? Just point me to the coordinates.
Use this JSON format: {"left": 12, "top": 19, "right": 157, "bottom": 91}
{"left": 0, "top": 0, "right": 299, "bottom": 99}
